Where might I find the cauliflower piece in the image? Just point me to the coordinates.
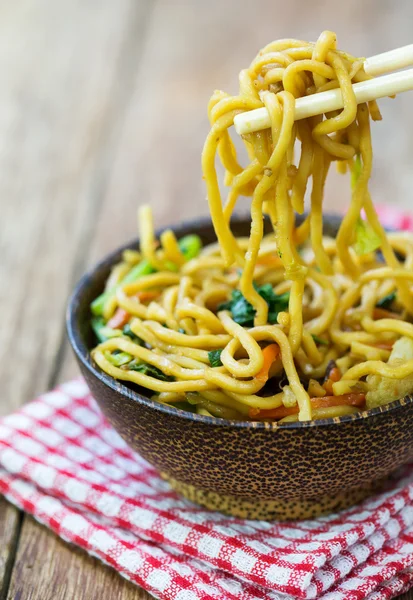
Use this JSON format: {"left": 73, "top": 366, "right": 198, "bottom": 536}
{"left": 366, "top": 336, "right": 413, "bottom": 409}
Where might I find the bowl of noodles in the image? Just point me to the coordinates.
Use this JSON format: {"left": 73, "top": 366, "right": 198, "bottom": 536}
{"left": 67, "top": 31, "right": 413, "bottom": 520}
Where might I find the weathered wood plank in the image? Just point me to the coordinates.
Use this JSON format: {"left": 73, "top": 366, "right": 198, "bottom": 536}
{"left": 7, "top": 517, "right": 152, "bottom": 600}
{"left": 0, "top": 0, "right": 155, "bottom": 597}
{"left": 0, "top": 0, "right": 151, "bottom": 416}
{"left": 0, "top": 501, "right": 20, "bottom": 600}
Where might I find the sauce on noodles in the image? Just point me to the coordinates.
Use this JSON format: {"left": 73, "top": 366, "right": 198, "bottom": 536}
{"left": 90, "top": 31, "right": 413, "bottom": 423}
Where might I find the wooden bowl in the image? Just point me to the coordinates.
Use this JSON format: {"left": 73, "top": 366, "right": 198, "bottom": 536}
{"left": 66, "top": 215, "right": 413, "bottom": 520}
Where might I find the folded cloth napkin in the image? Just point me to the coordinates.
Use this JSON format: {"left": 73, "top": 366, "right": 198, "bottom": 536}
{"left": 1, "top": 206, "right": 413, "bottom": 600}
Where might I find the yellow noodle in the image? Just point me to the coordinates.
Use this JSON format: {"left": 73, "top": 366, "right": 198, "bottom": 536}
{"left": 90, "top": 31, "right": 413, "bottom": 424}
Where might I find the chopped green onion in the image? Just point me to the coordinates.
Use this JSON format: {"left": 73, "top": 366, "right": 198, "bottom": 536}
{"left": 376, "top": 291, "right": 396, "bottom": 310}
{"left": 208, "top": 349, "right": 223, "bottom": 367}
{"left": 312, "top": 334, "right": 329, "bottom": 346}
{"left": 179, "top": 234, "right": 202, "bottom": 260}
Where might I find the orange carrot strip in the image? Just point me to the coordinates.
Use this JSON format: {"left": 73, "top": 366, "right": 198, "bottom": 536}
{"left": 255, "top": 344, "right": 280, "bottom": 382}
{"left": 135, "top": 291, "right": 160, "bottom": 302}
{"left": 252, "top": 392, "right": 366, "bottom": 420}
{"left": 323, "top": 366, "right": 341, "bottom": 395}
{"left": 373, "top": 308, "right": 401, "bottom": 320}
{"left": 371, "top": 341, "right": 395, "bottom": 351}
{"left": 310, "top": 393, "right": 366, "bottom": 409}
{"left": 107, "top": 308, "right": 130, "bottom": 329}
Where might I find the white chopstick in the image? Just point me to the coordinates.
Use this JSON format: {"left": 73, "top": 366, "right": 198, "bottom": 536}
{"left": 234, "top": 43, "right": 413, "bottom": 136}
{"left": 364, "top": 43, "right": 413, "bottom": 76}
{"left": 234, "top": 69, "right": 413, "bottom": 135}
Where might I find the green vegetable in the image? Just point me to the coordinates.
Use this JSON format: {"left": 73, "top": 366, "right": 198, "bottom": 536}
{"left": 178, "top": 234, "right": 202, "bottom": 260}
{"left": 353, "top": 218, "right": 381, "bottom": 256}
{"left": 91, "top": 259, "right": 154, "bottom": 316}
{"left": 208, "top": 349, "right": 223, "bottom": 367}
{"left": 257, "top": 285, "right": 290, "bottom": 324}
{"left": 171, "top": 401, "right": 197, "bottom": 413}
{"left": 122, "top": 323, "right": 143, "bottom": 343}
{"left": 312, "top": 334, "right": 329, "bottom": 346}
{"left": 91, "top": 236, "right": 202, "bottom": 317}
{"left": 164, "top": 261, "right": 179, "bottom": 272}
{"left": 128, "top": 360, "right": 175, "bottom": 381}
{"left": 91, "top": 317, "right": 122, "bottom": 343}
{"left": 104, "top": 351, "right": 132, "bottom": 367}
{"left": 218, "top": 284, "right": 290, "bottom": 326}
{"left": 376, "top": 291, "right": 396, "bottom": 310}
{"left": 178, "top": 328, "right": 186, "bottom": 334}
{"left": 218, "top": 290, "right": 255, "bottom": 325}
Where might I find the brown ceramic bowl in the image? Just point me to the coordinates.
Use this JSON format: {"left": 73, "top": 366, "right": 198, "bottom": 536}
{"left": 66, "top": 214, "right": 413, "bottom": 520}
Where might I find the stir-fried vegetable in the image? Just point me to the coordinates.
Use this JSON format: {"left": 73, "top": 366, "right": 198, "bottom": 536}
{"left": 376, "top": 291, "right": 396, "bottom": 310}
{"left": 91, "top": 317, "right": 122, "bottom": 343}
{"left": 256, "top": 344, "right": 280, "bottom": 382}
{"left": 250, "top": 392, "right": 365, "bottom": 420}
{"left": 107, "top": 308, "right": 130, "bottom": 329}
{"left": 127, "top": 360, "right": 175, "bottom": 382}
{"left": 208, "top": 349, "right": 223, "bottom": 367}
{"left": 91, "top": 235, "right": 202, "bottom": 317}
{"left": 218, "top": 284, "right": 289, "bottom": 326}
{"left": 122, "top": 323, "right": 142, "bottom": 343}
{"left": 312, "top": 334, "right": 329, "bottom": 346}
{"left": 353, "top": 217, "right": 381, "bottom": 256}
{"left": 177, "top": 234, "right": 202, "bottom": 260}
{"left": 91, "top": 260, "right": 154, "bottom": 316}
{"left": 105, "top": 351, "right": 133, "bottom": 367}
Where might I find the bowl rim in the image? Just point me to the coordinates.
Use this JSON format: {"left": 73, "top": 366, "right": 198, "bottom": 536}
{"left": 66, "top": 213, "right": 413, "bottom": 431}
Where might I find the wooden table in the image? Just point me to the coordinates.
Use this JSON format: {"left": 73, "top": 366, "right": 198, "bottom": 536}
{"left": 1, "top": 0, "right": 413, "bottom": 598}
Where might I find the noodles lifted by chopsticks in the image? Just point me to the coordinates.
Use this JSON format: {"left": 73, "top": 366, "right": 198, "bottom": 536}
{"left": 90, "top": 31, "right": 413, "bottom": 423}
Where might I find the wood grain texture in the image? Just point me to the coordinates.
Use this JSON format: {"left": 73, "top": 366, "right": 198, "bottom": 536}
{"left": 0, "top": 501, "right": 20, "bottom": 600}
{"left": 0, "top": 0, "right": 150, "bottom": 415}
{"left": 1, "top": 0, "right": 413, "bottom": 598}
{"left": 7, "top": 517, "right": 152, "bottom": 600}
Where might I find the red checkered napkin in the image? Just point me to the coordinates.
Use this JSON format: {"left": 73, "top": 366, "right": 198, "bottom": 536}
{"left": 1, "top": 206, "right": 413, "bottom": 600}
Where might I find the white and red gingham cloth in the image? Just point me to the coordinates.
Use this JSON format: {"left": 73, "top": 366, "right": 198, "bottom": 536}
{"left": 1, "top": 206, "right": 413, "bottom": 600}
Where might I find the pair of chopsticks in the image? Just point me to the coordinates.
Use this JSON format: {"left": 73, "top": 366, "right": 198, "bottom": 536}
{"left": 234, "top": 44, "right": 413, "bottom": 135}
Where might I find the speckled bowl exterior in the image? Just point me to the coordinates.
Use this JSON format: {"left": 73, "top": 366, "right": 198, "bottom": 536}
{"left": 66, "top": 215, "right": 413, "bottom": 520}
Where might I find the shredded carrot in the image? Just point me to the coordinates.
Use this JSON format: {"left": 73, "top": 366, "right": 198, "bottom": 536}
{"left": 329, "top": 367, "right": 342, "bottom": 383}
{"left": 323, "top": 366, "right": 341, "bottom": 394}
{"left": 251, "top": 392, "right": 366, "bottom": 420}
{"left": 310, "top": 393, "right": 366, "bottom": 409}
{"left": 255, "top": 344, "right": 280, "bottom": 382}
{"left": 371, "top": 341, "right": 395, "bottom": 351}
{"left": 135, "top": 291, "right": 160, "bottom": 302}
{"left": 107, "top": 308, "right": 130, "bottom": 329}
{"left": 373, "top": 307, "right": 400, "bottom": 320}
{"left": 256, "top": 254, "right": 282, "bottom": 267}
